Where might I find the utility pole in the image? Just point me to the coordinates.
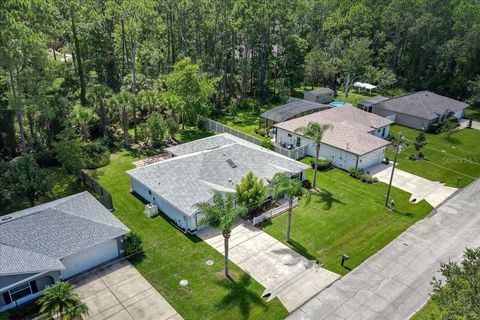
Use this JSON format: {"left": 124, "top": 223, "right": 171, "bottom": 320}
{"left": 385, "top": 134, "right": 403, "bottom": 207}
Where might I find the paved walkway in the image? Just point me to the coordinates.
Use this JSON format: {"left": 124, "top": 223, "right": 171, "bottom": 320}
{"left": 197, "top": 221, "right": 340, "bottom": 312}
{"left": 288, "top": 178, "right": 480, "bottom": 320}
{"left": 459, "top": 118, "right": 480, "bottom": 130}
{"left": 367, "top": 163, "right": 457, "bottom": 207}
{"left": 72, "top": 260, "right": 182, "bottom": 320}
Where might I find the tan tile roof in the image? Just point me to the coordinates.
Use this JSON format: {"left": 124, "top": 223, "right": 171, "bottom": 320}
{"left": 274, "top": 106, "right": 392, "bottom": 155}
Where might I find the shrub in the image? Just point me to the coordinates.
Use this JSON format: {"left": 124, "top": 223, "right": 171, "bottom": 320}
{"left": 254, "top": 128, "right": 268, "bottom": 137}
{"left": 124, "top": 232, "right": 143, "bottom": 257}
{"left": 34, "top": 150, "right": 59, "bottom": 168}
{"left": 409, "top": 153, "right": 417, "bottom": 161}
{"left": 426, "top": 116, "right": 459, "bottom": 134}
{"left": 260, "top": 139, "right": 274, "bottom": 150}
{"left": 82, "top": 141, "right": 110, "bottom": 169}
{"left": 310, "top": 159, "right": 332, "bottom": 171}
{"left": 235, "top": 171, "right": 267, "bottom": 213}
{"left": 0, "top": 312, "right": 8, "bottom": 320}
{"left": 348, "top": 168, "right": 378, "bottom": 184}
{"left": 302, "top": 179, "right": 312, "bottom": 189}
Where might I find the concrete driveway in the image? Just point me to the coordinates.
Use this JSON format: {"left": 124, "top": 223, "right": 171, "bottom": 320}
{"left": 197, "top": 221, "right": 340, "bottom": 312}
{"left": 71, "top": 260, "right": 182, "bottom": 320}
{"left": 288, "top": 178, "right": 480, "bottom": 320}
{"left": 367, "top": 163, "right": 457, "bottom": 207}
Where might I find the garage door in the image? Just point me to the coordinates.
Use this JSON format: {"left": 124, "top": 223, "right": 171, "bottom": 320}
{"left": 60, "top": 239, "right": 119, "bottom": 279}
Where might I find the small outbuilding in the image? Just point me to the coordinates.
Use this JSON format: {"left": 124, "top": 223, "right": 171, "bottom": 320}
{"left": 260, "top": 98, "right": 330, "bottom": 128}
{"left": 303, "top": 88, "right": 335, "bottom": 104}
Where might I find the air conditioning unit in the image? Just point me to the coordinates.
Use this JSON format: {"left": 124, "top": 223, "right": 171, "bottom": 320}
{"left": 144, "top": 203, "right": 158, "bottom": 218}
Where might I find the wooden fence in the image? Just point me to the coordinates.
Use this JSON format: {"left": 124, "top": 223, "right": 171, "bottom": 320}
{"left": 203, "top": 117, "right": 308, "bottom": 160}
{"left": 80, "top": 171, "right": 113, "bottom": 210}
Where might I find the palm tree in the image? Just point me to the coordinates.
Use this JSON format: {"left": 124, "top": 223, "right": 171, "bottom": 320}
{"left": 38, "top": 282, "right": 88, "bottom": 320}
{"left": 269, "top": 173, "right": 310, "bottom": 243}
{"left": 69, "top": 104, "right": 98, "bottom": 140}
{"left": 196, "top": 192, "right": 247, "bottom": 278}
{"left": 295, "top": 121, "right": 333, "bottom": 190}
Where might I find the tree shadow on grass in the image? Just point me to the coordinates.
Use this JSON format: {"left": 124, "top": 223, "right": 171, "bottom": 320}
{"left": 286, "top": 239, "right": 317, "bottom": 261}
{"left": 215, "top": 273, "right": 267, "bottom": 319}
{"left": 315, "top": 189, "right": 345, "bottom": 210}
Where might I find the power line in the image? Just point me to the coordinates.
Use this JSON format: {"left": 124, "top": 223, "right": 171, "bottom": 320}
{"left": 402, "top": 137, "right": 480, "bottom": 166}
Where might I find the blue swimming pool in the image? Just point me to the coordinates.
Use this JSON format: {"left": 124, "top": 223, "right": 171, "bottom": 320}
{"left": 329, "top": 100, "right": 347, "bottom": 107}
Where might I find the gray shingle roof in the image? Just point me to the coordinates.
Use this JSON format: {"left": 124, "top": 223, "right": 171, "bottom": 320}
{"left": 305, "top": 88, "right": 334, "bottom": 95}
{"left": 167, "top": 135, "right": 236, "bottom": 156}
{"left": 373, "top": 91, "right": 469, "bottom": 120}
{"left": 129, "top": 135, "right": 309, "bottom": 216}
{"left": 358, "top": 95, "right": 389, "bottom": 107}
{"left": 261, "top": 99, "right": 330, "bottom": 123}
{"left": 274, "top": 106, "right": 392, "bottom": 156}
{"left": 0, "top": 192, "right": 129, "bottom": 276}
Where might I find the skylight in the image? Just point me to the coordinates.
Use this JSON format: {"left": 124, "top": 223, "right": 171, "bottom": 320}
{"left": 226, "top": 159, "right": 237, "bottom": 168}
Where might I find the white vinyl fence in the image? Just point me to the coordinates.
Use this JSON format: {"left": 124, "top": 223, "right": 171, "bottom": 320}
{"left": 252, "top": 198, "right": 299, "bottom": 226}
{"left": 203, "top": 117, "right": 308, "bottom": 160}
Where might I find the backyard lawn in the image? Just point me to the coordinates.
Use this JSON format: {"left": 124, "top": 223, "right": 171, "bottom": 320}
{"left": 92, "top": 149, "right": 287, "bottom": 320}
{"left": 387, "top": 125, "right": 480, "bottom": 187}
{"left": 261, "top": 159, "right": 433, "bottom": 275}
{"left": 215, "top": 104, "right": 274, "bottom": 140}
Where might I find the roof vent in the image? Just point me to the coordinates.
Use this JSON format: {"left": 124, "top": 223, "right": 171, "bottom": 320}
{"left": 226, "top": 159, "right": 237, "bottom": 168}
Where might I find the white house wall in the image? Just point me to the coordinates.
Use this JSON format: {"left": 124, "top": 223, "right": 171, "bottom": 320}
{"left": 370, "top": 125, "right": 390, "bottom": 139}
{"left": 359, "top": 148, "right": 386, "bottom": 170}
{"left": 60, "top": 238, "right": 120, "bottom": 279}
{"left": 276, "top": 128, "right": 387, "bottom": 170}
{"left": 454, "top": 109, "right": 464, "bottom": 119}
{"left": 131, "top": 178, "right": 193, "bottom": 231}
{"left": 276, "top": 129, "right": 358, "bottom": 170}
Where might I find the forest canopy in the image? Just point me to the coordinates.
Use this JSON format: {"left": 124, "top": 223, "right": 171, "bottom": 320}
{"left": 1, "top": 0, "right": 480, "bottom": 159}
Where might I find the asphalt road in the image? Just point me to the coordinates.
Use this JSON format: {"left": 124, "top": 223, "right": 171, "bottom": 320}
{"left": 288, "top": 178, "right": 480, "bottom": 320}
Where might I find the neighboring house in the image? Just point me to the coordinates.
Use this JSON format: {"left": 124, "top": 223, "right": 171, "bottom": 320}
{"left": 0, "top": 192, "right": 129, "bottom": 312}
{"left": 127, "top": 134, "right": 309, "bottom": 233}
{"left": 371, "top": 91, "right": 469, "bottom": 130}
{"left": 304, "top": 88, "right": 335, "bottom": 104}
{"left": 274, "top": 106, "right": 392, "bottom": 170}
{"left": 260, "top": 97, "right": 330, "bottom": 128}
{"left": 357, "top": 96, "right": 389, "bottom": 113}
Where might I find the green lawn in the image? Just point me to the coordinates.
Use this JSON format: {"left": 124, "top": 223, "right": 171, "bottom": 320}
{"left": 412, "top": 300, "right": 442, "bottom": 320}
{"left": 0, "top": 167, "right": 84, "bottom": 216}
{"left": 215, "top": 104, "right": 274, "bottom": 140}
{"left": 387, "top": 125, "right": 480, "bottom": 187}
{"left": 262, "top": 160, "right": 433, "bottom": 275}
{"left": 93, "top": 150, "right": 287, "bottom": 320}
{"left": 464, "top": 106, "right": 480, "bottom": 121}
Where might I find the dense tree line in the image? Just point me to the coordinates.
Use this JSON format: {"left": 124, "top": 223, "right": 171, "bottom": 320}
{"left": 1, "top": 0, "right": 480, "bottom": 160}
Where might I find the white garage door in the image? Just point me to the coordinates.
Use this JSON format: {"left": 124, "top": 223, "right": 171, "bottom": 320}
{"left": 60, "top": 239, "right": 119, "bottom": 279}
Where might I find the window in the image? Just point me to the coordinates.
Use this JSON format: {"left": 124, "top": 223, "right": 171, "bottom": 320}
{"left": 368, "top": 106, "right": 373, "bottom": 113}
{"left": 296, "top": 137, "right": 301, "bottom": 147}
{"left": 382, "top": 127, "right": 386, "bottom": 137}
{"left": 148, "top": 190, "right": 152, "bottom": 195}
{"left": 287, "top": 133, "right": 292, "bottom": 137}
{"left": 9, "top": 283, "right": 32, "bottom": 301}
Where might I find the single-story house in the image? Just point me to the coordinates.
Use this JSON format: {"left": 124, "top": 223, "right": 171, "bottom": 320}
{"left": 304, "top": 88, "right": 335, "bottom": 104}
{"left": 260, "top": 97, "right": 330, "bottom": 128}
{"left": 357, "top": 96, "right": 389, "bottom": 113}
{"left": 0, "top": 192, "right": 129, "bottom": 312}
{"left": 274, "top": 106, "right": 393, "bottom": 170}
{"left": 127, "top": 134, "right": 309, "bottom": 233}
{"left": 371, "top": 91, "right": 469, "bottom": 130}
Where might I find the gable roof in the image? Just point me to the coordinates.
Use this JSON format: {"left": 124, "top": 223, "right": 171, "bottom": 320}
{"left": 274, "top": 106, "right": 392, "bottom": 156}
{"left": 373, "top": 91, "right": 469, "bottom": 120}
{"left": 0, "top": 192, "right": 129, "bottom": 276}
{"left": 358, "top": 96, "right": 389, "bottom": 107}
{"left": 261, "top": 98, "right": 330, "bottom": 123}
{"left": 130, "top": 134, "right": 309, "bottom": 216}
